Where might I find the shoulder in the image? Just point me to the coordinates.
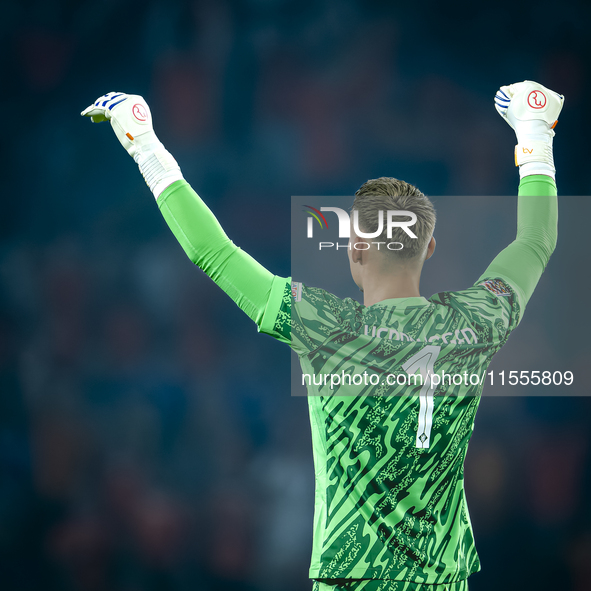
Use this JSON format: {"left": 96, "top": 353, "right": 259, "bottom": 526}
{"left": 429, "top": 277, "right": 520, "bottom": 330}
{"left": 291, "top": 281, "right": 361, "bottom": 323}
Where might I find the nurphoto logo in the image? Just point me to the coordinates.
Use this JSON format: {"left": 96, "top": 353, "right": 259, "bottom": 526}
{"left": 303, "top": 205, "right": 418, "bottom": 251}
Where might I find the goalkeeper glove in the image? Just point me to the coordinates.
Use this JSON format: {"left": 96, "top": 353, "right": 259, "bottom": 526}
{"left": 81, "top": 92, "right": 183, "bottom": 198}
{"left": 494, "top": 80, "right": 564, "bottom": 179}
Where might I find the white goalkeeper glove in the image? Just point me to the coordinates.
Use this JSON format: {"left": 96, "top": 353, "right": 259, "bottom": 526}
{"left": 494, "top": 80, "right": 564, "bottom": 179}
{"left": 81, "top": 92, "right": 183, "bottom": 198}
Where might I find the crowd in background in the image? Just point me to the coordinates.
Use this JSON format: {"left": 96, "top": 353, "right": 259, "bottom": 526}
{"left": 1, "top": 0, "right": 591, "bottom": 589}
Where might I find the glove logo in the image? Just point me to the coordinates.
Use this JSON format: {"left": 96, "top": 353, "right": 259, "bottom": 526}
{"left": 527, "top": 90, "right": 547, "bottom": 110}
{"left": 132, "top": 103, "right": 148, "bottom": 122}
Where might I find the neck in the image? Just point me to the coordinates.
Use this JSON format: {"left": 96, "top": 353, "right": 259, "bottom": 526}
{"left": 361, "top": 267, "right": 422, "bottom": 307}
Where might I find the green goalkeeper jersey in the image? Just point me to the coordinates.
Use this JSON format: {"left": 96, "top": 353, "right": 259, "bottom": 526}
{"left": 156, "top": 174, "right": 557, "bottom": 584}
{"left": 262, "top": 277, "right": 520, "bottom": 582}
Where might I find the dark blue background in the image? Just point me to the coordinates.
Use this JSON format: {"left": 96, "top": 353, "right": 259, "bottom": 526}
{"left": 1, "top": 1, "right": 590, "bottom": 590}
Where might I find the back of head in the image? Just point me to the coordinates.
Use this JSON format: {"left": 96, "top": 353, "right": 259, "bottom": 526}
{"left": 352, "top": 177, "right": 436, "bottom": 261}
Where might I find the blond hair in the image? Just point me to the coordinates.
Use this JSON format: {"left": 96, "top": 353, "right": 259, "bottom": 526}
{"left": 352, "top": 177, "right": 436, "bottom": 259}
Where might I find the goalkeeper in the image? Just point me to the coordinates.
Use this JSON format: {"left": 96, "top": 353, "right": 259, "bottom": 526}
{"left": 82, "top": 81, "right": 563, "bottom": 591}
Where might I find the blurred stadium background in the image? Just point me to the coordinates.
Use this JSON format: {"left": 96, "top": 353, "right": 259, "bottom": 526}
{"left": 1, "top": 0, "right": 590, "bottom": 590}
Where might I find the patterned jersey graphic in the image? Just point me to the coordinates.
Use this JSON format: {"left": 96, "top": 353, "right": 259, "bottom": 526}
{"left": 268, "top": 277, "right": 520, "bottom": 583}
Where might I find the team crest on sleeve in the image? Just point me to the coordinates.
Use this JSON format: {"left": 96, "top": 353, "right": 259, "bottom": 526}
{"left": 479, "top": 278, "right": 511, "bottom": 297}
{"left": 291, "top": 281, "right": 303, "bottom": 302}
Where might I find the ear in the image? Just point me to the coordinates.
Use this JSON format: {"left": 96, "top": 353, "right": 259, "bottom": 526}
{"left": 425, "top": 236, "right": 436, "bottom": 261}
{"left": 351, "top": 234, "right": 365, "bottom": 264}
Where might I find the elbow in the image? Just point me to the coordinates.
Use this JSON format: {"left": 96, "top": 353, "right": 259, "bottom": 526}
{"left": 549, "top": 230, "right": 558, "bottom": 258}
{"left": 543, "top": 223, "right": 558, "bottom": 261}
{"left": 518, "top": 226, "right": 557, "bottom": 268}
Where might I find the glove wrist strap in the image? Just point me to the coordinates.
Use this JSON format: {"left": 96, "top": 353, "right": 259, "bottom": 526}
{"left": 514, "top": 139, "right": 555, "bottom": 180}
{"left": 135, "top": 148, "right": 184, "bottom": 199}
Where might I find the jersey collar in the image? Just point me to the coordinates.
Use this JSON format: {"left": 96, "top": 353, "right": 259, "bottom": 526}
{"left": 368, "top": 296, "right": 430, "bottom": 308}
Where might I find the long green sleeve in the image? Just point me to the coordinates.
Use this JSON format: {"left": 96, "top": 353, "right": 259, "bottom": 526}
{"left": 477, "top": 174, "right": 558, "bottom": 317}
{"left": 157, "top": 180, "right": 286, "bottom": 331}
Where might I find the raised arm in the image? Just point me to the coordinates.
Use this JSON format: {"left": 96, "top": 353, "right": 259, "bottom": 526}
{"left": 81, "top": 93, "right": 288, "bottom": 336}
{"left": 477, "top": 81, "right": 564, "bottom": 316}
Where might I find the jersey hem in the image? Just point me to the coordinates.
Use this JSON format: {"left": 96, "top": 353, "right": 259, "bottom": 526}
{"left": 308, "top": 566, "right": 477, "bottom": 583}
